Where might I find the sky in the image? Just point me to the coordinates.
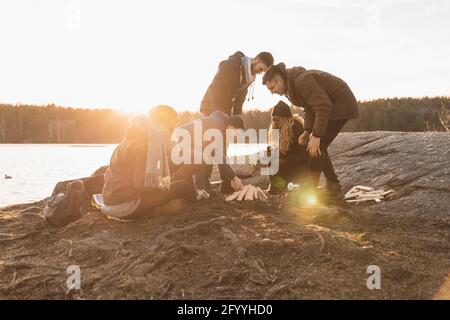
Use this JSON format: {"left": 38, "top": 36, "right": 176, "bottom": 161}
{"left": 0, "top": 0, "right": 449, "bottom": 113}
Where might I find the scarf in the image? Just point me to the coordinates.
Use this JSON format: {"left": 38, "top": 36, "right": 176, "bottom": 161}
{"left": 130, "top": 115, "right": 171, "bottom": 191}
{"left": 241, "top": 56, "right": 254, "bottom": 85}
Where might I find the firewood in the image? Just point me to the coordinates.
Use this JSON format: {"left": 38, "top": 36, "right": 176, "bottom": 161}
{"left": 256, "top": 187, "right": 268, "bottom": 199}
{"left": 256, "top": 187, "right": 268, "bottom": 201}
{"left": 252, "top": 188, "right": 258, "bottom": 200}
{"left": 359, "top": 193, "right": 384, "bottom": 199}
{"left": 226, "top": 191, "right": 241, "bottom": 202}
{"left": 345, "top": 185, "right": 394, "bottom": 204}
{"left": 345, "top": 198, "right": 378, "bottom": 203}
{"left": 237, "top": 185, "right": 250, "bottom": 201}
{"left": 225, "top": 185, "right": 268, "bottom": 202}
{"left": 245, "top": 186, "right": 255, "bottom": 200}
{"left": 344, "top": 191, "right": 363, "bottom": 199}
{"left": 353, "top": 185, "right": 374, "bottom": 192}
{"left": 345, "top": 187, "right": 361, "bottom": 197}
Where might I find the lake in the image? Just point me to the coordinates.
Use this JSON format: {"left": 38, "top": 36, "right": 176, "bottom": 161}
{"left": 0, "top": 144, "right": 116, "bottom": 207}
{"left": 0, "top": 143, "right": 268, "bottom": 207}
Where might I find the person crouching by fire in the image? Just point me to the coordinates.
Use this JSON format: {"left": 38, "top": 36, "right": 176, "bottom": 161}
{"left": 267, "top": 101, "right": 309, "bottom": 194}
{"left": 172, "top": 111, "right": 246, "bottom": 196}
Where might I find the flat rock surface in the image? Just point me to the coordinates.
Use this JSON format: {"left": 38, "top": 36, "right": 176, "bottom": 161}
{"left": 0, "top": 132, "right": 449, "bottom": 299}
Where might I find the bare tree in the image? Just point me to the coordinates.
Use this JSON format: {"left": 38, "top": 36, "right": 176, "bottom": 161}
{"left": 438, "top": 103, "right": 450, "bottom": 132}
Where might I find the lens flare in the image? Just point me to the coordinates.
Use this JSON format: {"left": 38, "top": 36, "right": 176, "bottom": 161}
{"left": 306, "top": 194, "right": 317, "bottom": 206}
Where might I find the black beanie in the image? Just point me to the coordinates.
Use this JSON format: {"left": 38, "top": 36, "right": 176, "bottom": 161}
{"left": 271, "top": 101, "right": 292, "bottom": 118}
{"left": 229, "top": 115, "right": 246, "bottom": 130}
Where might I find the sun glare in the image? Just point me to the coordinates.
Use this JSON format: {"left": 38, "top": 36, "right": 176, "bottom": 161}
{"left": 306, "top": 194, "right": 318, "bottom": 206}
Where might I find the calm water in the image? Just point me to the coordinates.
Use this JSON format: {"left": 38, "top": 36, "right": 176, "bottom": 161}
{"left": 0, "top": 144, "right": 116, "bottom": 207}
{"left": 0, "top": 143, "right": 268, "bottom": 207}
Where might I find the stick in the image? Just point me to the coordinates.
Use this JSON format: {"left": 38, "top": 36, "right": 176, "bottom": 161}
{"left": 245, "top": 186, "right": 255, "bottom": 200}
{"left": 353, "top": 185, "right": 374, "bottom": 191}
{"left": 361, "top": 190, "right": 385, "bottom": 196}
{"left": 358, "top": 194, "right": 384, "bottom": 199}
{"left": 345, "top": 198, "right": 379, "bottom": 203}
{"left": 256, "top": 187, "right": 268, "bottom": 199}
{"left": 226, "top": 191, "right": 241, "bottom": 202}
{"left": 237, "top": 185, "right": 250, "bottom": 201}
{"left": 344, "top": 191, "right": 364, "bottom": 199}
{"left": 256, "top": 187, "right": 268, "bottom": 202}
{"left": 344, "top": 187, "right": 358, "bottom": 197}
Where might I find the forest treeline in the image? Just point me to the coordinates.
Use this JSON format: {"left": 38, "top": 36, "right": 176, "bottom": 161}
{"left": 0, "top": 96, "right": 449, "bottom": 143}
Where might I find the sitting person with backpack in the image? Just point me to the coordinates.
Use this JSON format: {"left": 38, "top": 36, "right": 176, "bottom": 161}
{"left": 267, "top": 101, "right": 309, "bottom": 194}
{"left": 44, "top": 105, "right": 207, "bottom": 226}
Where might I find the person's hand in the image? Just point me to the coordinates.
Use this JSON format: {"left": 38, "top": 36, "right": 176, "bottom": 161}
{"left": 230, "top": 176, "right": 244, "bottom": 191}
{"left": 307, "top": 136, "right": 322, "bottom": 157}
{"left": 298, "top": 131, "right": 310, "bottom": 145}
{"left": 196, "top": 189, "right": 210, "bottom": 200}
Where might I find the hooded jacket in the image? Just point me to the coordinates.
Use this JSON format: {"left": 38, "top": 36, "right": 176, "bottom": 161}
{"left": 268, "top": 116, "right": 309, "bottom": 182}
{"left": 200, "top": 51, "right": 250, "bottom": 116}
{"left": 285, "top": 67, "right": 359, "bottom": 137}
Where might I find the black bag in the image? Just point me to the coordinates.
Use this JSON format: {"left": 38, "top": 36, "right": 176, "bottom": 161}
{"left": 44, "top": 180, "right": 89, "bottom": 227}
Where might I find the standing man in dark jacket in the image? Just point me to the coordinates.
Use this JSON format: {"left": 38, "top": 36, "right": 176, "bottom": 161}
{"left": 200, "top": 51, "right": 274, "bottom": 116}
{"left": 262, "top": 63, "right": 359, "bottom": 195}
{"left": 200, "top": 51, "right": 274, "bottom": 190}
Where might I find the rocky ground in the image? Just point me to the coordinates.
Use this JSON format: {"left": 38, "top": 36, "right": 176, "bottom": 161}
{"left": 0, "top": 132, "right": 449, "bottom": 299}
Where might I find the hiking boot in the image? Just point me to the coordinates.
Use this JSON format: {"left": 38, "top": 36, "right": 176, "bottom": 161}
{"left": 219, "top": 179, "right": 234, "bottom": 194}
{"left": 324, "top": 181, "right": 344, "bottom": 199}
{"left": 301, "top": 172, "right": 320, "bottom": 193}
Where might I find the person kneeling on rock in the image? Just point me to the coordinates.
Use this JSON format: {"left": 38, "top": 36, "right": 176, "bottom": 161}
{"left": 102, "top": 105, "right": 207, "bottom": 220}
{"left": 267, "top": 101, "right": 309, "bottom": 195}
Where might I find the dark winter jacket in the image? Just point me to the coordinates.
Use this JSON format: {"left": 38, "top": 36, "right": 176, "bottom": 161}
{"left": 285, "top": 67, "right": 359, "bottom": 137}
{"left": 282, "top": 118, "right": 307, "bottom": 159}
{"left": 268, "top": 117, "right": 309, "bottom": 181}
{"left": 200, "top": 51, "right": 250, "bottom": 116}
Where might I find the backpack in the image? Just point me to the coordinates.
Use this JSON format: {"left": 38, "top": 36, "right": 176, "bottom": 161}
{"left": 44, "top": 180, "right": 89, "bottom": 227}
